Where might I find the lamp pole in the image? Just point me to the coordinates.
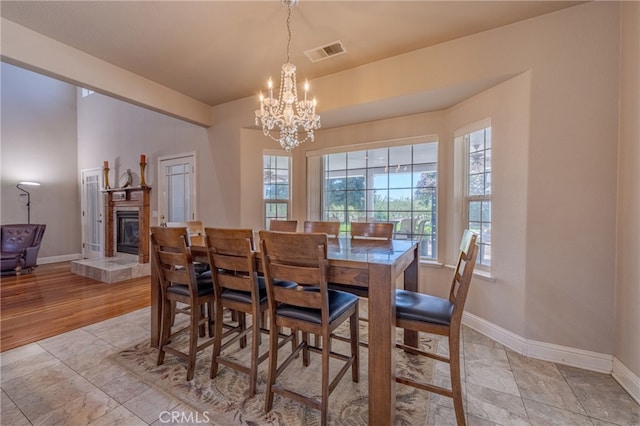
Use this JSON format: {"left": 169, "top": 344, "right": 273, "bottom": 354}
{"left": 16, "top": 181, "right": 40, "bottom": 224}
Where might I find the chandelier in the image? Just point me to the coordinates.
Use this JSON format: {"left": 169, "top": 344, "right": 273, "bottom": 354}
{"left": 255, "top": 0, "right": 320, "bottom": 151}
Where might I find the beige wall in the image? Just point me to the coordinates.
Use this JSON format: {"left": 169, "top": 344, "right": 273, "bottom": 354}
{"left": 615, "top": 1, "right": 640, "bottom": 392}
{"left": 1, "top": 63, "right": 80, "bottom": 258}
{"left": 76, "top": 92, "right": 222, "bottom": 228}
{"left": 235, "top": 2, "right": 621, "bottom": 356}
{"left": 1, "top": 18, "right": 211, "bottom": 127}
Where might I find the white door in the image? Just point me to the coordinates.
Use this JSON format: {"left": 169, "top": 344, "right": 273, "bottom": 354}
{"left": 158, "top": 154, "right": 196, "bottom": 224}
{"left": 81, "top": 168, "right": 104, "bottom": 259}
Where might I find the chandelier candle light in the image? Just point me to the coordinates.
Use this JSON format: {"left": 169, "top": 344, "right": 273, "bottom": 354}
{"left": 255, "top": 0, "right": 320, "bottom": 151}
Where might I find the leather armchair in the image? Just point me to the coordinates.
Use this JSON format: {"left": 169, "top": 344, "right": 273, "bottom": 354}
{"left": 1, "top": 224, "right": 46, "bottom": 275}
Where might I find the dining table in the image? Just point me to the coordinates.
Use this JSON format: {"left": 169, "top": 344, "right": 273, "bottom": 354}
{"left": 149, "top": 236, "right": 420, "bottom": 426}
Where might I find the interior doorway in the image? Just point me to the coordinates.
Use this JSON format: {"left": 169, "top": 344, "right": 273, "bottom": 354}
{"left": 157, "top": 153, "right": 197, "bottom": 225}
{"left": 81, "top": 168, "right": 104, "bottom": 259}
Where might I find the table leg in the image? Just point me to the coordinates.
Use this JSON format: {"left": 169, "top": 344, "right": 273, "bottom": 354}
{"left": 150, "top": 255, "right": 160, "bottom": 348}
{"left": 403, "top": 244, "right": 419, "bottom": 348}
{"left": 367, "top": 262, "right": 395, "bottom": 425}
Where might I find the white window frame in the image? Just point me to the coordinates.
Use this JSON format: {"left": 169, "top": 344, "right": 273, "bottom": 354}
{"left": 307, "top": 135, "right": 439, "bottom": 260}
{"left": 263, "top": 151, "right": 292, "bottom": 228}
{"left": 455, "top": 119, "right": 492, "bottom": 270}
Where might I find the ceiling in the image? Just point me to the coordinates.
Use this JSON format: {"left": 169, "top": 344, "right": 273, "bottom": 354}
{"left": 2, "top": 1, "right": 584, "bottom": 112}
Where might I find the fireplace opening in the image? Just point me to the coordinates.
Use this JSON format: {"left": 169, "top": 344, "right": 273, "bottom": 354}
{"left": 116, "top": 211, "right": 139, "bottom": 255}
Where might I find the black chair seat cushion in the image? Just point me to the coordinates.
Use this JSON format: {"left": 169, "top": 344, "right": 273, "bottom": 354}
{"left": 395, "top": 289, "right": 453, "bottom": 326}
{"left": 167, "top": 275, "right": 214, "bottom": 297}
{"left": 276, "top": 289, "right": 358, "bottom": 324}
{"left": 221, "top": 277, "right": 297, "bottom": 304}
{"left": 194, "top": 262, "right": 210, "bottom": 276}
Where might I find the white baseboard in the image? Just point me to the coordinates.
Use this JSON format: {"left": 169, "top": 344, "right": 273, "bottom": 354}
{"left": 38, "top": 254, "right": 82, "bottom": 264}
{"left": 613, "top": 357, "right": 640, "bottom": 405}
{"left": 462, "top": 311, "right": 633, "bottom": 376}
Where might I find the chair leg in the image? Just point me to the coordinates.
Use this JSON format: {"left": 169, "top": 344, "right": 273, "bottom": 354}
{"left": 157, "top": 297, "right": 172, "bottom": 366}
{"left": 170, "top": 300, "right": 176, "bottom": 326}
{"left": 321, "top": 331, "right": 331, "bottom": 426}
{"left": 186, "top": 303, "right": 200, "bottom": 381}
{"left": 207, "top": 301, "right": 215, "bottom": 337}
{"left": 301, "top": 332, "right": 310, "bottom": 367}
{"left": 210, "top": 300, "right": 225, "bottom": 379}
{"left": 199, "top": 303, "right": 206, "bottom": 337}
{"left": 239, "top": 313, "right": 247, "bottom": 348}
{"left": 350, "top": 310, "right": 360, "bottom": 382}
{"left": 248, "top": 311, "right": 260, "bottom": 397}
{"left": 265, "top": 320, "right": 279, "bottom": 413}
{"left": 449, "top": 335, "right": 466, "bottom": 426}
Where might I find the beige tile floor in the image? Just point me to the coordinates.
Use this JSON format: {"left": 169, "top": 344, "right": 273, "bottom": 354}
{"left": 1, "top": 307, "right": 638, "bottom": 425}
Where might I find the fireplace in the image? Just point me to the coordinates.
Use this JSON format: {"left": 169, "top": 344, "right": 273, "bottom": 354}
{"left": 104, "top": 187, "right": 151, "bottom": 263}
{"left": 116, "top": 211, "right": 140, "bottom": 255}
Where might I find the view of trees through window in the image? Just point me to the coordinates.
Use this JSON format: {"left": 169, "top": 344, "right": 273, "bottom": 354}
{"left": 322, "top": 142, "right": 438, "bottom": 258}
{"left": 465, "top": 127, "right": 492, "bottom": 266}
{"left": 263, "top": 154, "right": 291, "bottom": 228}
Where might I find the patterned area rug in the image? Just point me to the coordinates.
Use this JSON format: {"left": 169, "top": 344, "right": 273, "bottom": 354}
{"left": 110, "top": 308, "right": 435, "bottom": 425}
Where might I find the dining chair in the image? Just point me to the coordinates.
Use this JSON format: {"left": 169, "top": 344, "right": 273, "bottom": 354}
{"left": 151, "top": 226, "right": 215, "bottom": 381}
{"left": 303, "top": 220, "right": 340, "bottom": 238}
{"left": 165, "top": 221, "right": 209, "bottom": 329}
{"left": 259, "top": 230, "right": 360, "bottom": 426}
{"left": 350, "top": 221, "right": 394, "bottom": 240}
{"left": 166, "top": 220, "right": 205, "bottom": 246}
{"left": 186, "top": 220, "right": 205, "bottom": 246}
{"left": 268, "top": 219, "right": 298, "bottom": 232}
{"left": 394, "top": 229, "right": 478, "bottom": 426}
{"left": 327, "top": 221, "right": 394, "bottom": 302}
{"left": 204, "top": 227, "right": 296, "bottom": 397}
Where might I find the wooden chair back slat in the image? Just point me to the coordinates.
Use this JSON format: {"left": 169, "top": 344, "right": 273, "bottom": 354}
{"left": 268, "top": 220, "right": 298, "bottom": 232}
{"left": 151, "top": 226, "right": 198, "bottom": 292}
{"left": 303, "top": 221, "right": 340, "bottom": 238}
{"left": 448, "top": 230, "right": 478, "bottom": 316}
{"left": 259, "top": 231, "right": 329, "bottom": 311}
{"left": 350, "top": 222, "right": 394, "bottom": 240}
{"left": 204, "top": 228, "right": 257, "bottom": 295}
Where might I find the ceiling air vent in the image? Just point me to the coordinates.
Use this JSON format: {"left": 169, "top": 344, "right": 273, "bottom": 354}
{"left": 304, "top": 40, "right": 346, "bottom": 63}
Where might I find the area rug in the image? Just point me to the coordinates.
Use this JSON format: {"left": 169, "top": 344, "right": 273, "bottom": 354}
{"left": 110, "top": 308, "right": 436, "bottom": 425}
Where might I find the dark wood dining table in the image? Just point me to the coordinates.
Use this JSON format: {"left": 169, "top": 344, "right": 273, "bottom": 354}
{"left": 149, "top": 236, "right": 419, "bottom": 425}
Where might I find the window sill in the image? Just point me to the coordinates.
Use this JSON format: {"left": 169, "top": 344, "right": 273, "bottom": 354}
{"left": 471, "top": 269, "right": 496, "bottom": 282}
{"left": 421, "top": 259, "right": 496, "bottom": 282}
{"left": 419, "top": 259, "right": 444, "bottom": 268}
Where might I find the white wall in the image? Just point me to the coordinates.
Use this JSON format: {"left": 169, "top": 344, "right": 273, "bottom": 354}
{"left": 1, "top": 62, "right": 80, "bottom": 258}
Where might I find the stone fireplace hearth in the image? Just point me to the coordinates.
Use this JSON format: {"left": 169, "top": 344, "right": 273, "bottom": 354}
{"left": 71, "top": 186, "right": 151, "bottom": 283}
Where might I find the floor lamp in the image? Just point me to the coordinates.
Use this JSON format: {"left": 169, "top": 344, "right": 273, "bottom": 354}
{"left": 17, "top": 181, "right": 40, "bottom": 224}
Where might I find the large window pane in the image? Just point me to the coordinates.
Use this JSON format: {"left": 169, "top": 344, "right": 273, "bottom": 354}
{"left": 264, "top": 154, "right": 291, "bottom": 226}
{"left": 322, "top": 141, "right": 438, "bottom": 259}
{"left": 464, "top": 126, "right": 492, "bottom": 267}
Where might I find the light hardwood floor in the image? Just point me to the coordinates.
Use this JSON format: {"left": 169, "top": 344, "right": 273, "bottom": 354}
{"left": 0, "top": 262, "right": 150, "bottom": 352}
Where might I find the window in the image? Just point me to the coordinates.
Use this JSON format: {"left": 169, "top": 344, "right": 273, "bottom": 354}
{"left": 465, "top": 126, "right": 492, "bottom": 266}
{"left": 263, "top": 153, "right": 291, "bottom": 228}
{"left": 321, "top": 141, "right": 438, "bottom": 259}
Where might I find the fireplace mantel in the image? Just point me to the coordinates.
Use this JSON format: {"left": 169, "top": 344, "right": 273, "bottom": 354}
{"left": 103, "top": 186, "right": 151, "bottom": 263}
